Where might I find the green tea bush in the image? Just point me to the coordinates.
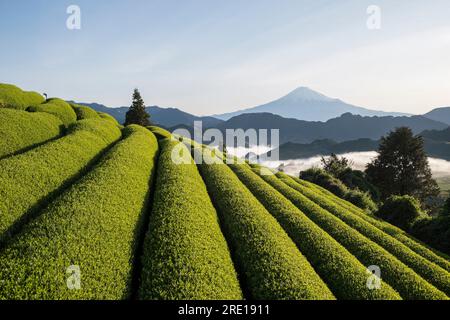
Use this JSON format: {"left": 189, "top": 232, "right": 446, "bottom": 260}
{"left": 0, "top": 83, "right": 44, "bottom": 110}
{"left": 28, "top": 98, "right": 77, "bottom": 127}
{"left": 292, "top": 176, "right": 450, "bottom": 273}
{"left": 147, "top": 126, "right": 172, "bottom": 140}
{"left": 229, "top": 163, "right": 400, "bottom": 300}
{"left": 195, "top": 148, "right": 335, "bottom": 300}
{"left": 274, "top": 172, "right": 450, "bottom": 298}
{"left": 0, "top": 119, "right": 121, "bottom": 243}
{"left": 377, "top": 196, "right": 426, "bottom": 231}
{"left": 98, "top": 112, "right": 119, "bottom": 125}
{"left": 252, "top": 170, "right": 446, "bottom": 299}
{"left": 0, "top": 125, "right": 159, "bottom": 299}
{"left": 0, "top": 108, "right": 64, "bottom": 159}
{"left": 139, "top": 139, "right": 242, "bottom": 300}
{"left": 70, "top": 103, "right": 100, "bottom": 120}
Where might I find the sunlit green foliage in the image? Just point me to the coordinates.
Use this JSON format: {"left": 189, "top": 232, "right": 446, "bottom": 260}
{"left": 147, "top": 126, "right": 172, "bottom": 140}
{"left": 98, "top": 112, "right": 120, "bottom": 125}
{"left": 0, "top": 108, "right": 63, "bottom": 159}
{"left": 292, "top": 176, "right": 450, "bottom": 273}
{"left": 139, "top": 139, "right": 242, "bottom": 300}
{"left": 195, "top": 148, "right": 335, "bottom": 300}
{"left": 253, "top": 170, "right": 447, "bottom": 299}
{"left": 278, "top": 173, "right": 450, "bottom": 296}
{"left": 0, "top": 119, "right": 121, "bottom": 243}
{"left": 70, "top": 103, "right": 100, "bottom": 120}
{"left": 0, "top": 126, "right": 158, "bottom": 299}
{"left": 0, "top": 83, "right": 44, "bottom": 110}
{"left": 28, "top": 98, "right": 77, "bottom": 127}
{"left": 229, "top": 163, "right": 400, "bottom": 300}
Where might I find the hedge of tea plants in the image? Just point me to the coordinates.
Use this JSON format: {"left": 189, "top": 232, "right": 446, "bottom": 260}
{"left": 139, "top": 139, "right": 242, "bottom": 300}
{"left": 0, "top": 108, "right": 63, "bottom": 159}
{"left": 195, "top": 148, "right": 335, "bottom": 300}
{"left": 253, "top": 169, "right": 448, "bottom": 300}
{"left": 292, "top": 177, "right": 450, "bottom": 272}
{"left": 229, "top": 163, "right": 401, "bottom": 300}
{"left": 28, "top": 98, "right": 77, "bottom": 127}
{"left": 278, "top": 173, "right": 450, "bottom": 296}
{"left": 0, "top": 83, "right": 44, "bottom": 110}
{"left": 0, "top": 119, "right": 121, "bottom": 243}
{"left": 0, "top": 125, "right": 158, "bottom": 299}
{"left": 70, "top": 103, "right": 101, "bottom": 120}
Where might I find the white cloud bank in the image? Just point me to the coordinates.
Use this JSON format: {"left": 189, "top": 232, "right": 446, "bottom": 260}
{"left": 257, "top": 151, "right": 450, "bottom": 178}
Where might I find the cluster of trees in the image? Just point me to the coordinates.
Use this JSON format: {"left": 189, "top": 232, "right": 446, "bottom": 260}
{"left": 300, "top": 127, "right": 450, "bottom": 255}
{"left": 299, "top": 164, "right": 378, "bottom": 213}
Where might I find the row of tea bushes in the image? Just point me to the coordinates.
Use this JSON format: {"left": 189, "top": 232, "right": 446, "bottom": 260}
{"left": 139, "top": 139, "right": 242, "bottom": 300}
{"left": 195, "top": 148, "right": 335, "bottom": 300}
{"left": 229, "top": 163, "right": 401, "bottom": 300}
{"left": 0, "top": 126, "right": 159, "bottom": 299}
{"left": 0, "top": 119, "right": 121, "bottom": 243}
{"left": 0, "top": 108, "right": 63, "bottom": 159}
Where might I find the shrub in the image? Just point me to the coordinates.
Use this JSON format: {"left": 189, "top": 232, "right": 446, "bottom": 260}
{"left": 443, "top": 198, "right": 450, "bottom": 216}
{"left": 98, "top": 112, "right": 119, "bottom": 125}
{"left": 276, "top": 172, "right": 450, "bottom": 298}
{"left": 0, "top": 126, "right": 158, "bottom": 299}
{"left": 292, "top": 176, "right": 450, "bottom": 273}
{"left": 345, "top": 189, "right": 378, "bottom": 213}
{"left": 0, "top": 118, "right": 121, "bottom": 243}
{"left": 28, "top": 98, "right": 77, "bottom": 127}
{"left": 195, "top": 148, "right": 335, "bottom": 300}
{"left": 377, "top": 196, "right": 426, "bottom": 231}
{"left": 300, "top": 168, "right": 377, "bottom": 213}
{"left": 412, "top": 217, "right": 450, "bottom": 256}
{"left": 70, "top": 103, "right": 100, "bottom": 120}
{"left": 0, "top": 83, "right": 44, "bottom": 110}
{"left": 229, "top": 163, "right": 400, "bottom": 300}
{"left": 0, "top": 108, "right": 64, "bottom": 159}
{"left": 147, "top": 126, "right": 172, "bottom": 140}
{"left": 139, "top": 139, "right": 242, "bottom": 300}
{"left": 338, "top": 168, "right": 381, "bottom": 202}
{"left": 300, "top": 168, "right": 347, "bottom": 198}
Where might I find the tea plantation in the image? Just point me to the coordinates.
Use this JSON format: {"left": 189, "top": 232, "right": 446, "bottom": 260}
{"left": 1, "top": 83, "right": 450, "bottom": 300}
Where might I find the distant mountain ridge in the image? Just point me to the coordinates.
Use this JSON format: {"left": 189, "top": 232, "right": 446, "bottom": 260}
{"left": 424, "top": 107, "right": 450, "bottom": 125}
{"left": 213, "top": 87, "right": 410, "bottom": 121}
{"left": 74, "top": 102, "right": 223, "bottom": 128}
{"left": 212, "top": 112, "right": 447, "bottom": 144}
{"left": 264, "top": 126, "right": 450, "bottom": 161}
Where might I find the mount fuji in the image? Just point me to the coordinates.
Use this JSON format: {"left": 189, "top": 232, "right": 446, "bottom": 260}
{"left": 213, "top": 87, "right": 410, "bottom": 121}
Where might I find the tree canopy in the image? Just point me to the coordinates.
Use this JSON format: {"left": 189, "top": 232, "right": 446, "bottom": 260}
{"left": 124, "top": 89, "right": 151, "bottom": 127}
{"left": 366, "top": 127, "right": 439, "bottom": 202}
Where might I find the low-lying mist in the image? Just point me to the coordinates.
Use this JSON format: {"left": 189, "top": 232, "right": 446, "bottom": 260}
{"left": 226, "top": 149, "right": 450, "bottom": 179}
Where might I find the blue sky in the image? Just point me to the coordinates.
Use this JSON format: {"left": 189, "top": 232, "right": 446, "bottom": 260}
{"left": 1, "top": 0, "right": 449, "bottom": 115}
